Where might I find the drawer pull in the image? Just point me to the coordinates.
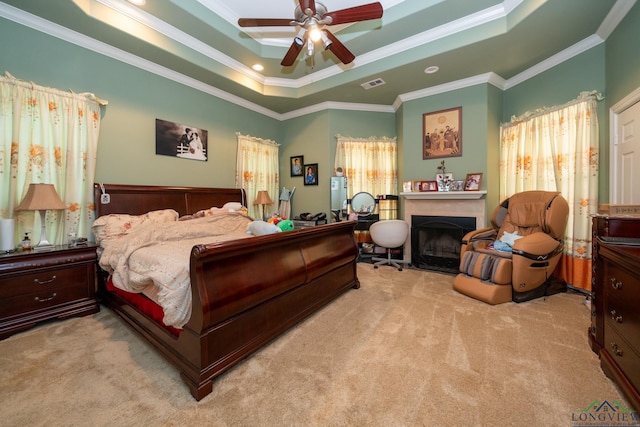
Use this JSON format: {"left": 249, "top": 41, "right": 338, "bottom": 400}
{"left": 34, "top": 293, "right": 57, "bottom": 303}
{"left": 610, "top": 342, "right": 623, "bottom": 357}
{"left": 609, "top": 310, "right": 623, "bottom": 323}
{"left": 609, "top": 277, "right": 623, "bottom": 290}
{"left": 33, "top": 275, "right": 57, "bottom": 285}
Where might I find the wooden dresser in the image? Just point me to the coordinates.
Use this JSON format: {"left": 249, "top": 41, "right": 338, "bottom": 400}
{"left": 590, "top": 215, "right": 640, "bottom": 410}
{"left": 0, "top": 245, "right": 99, "bottom": 340}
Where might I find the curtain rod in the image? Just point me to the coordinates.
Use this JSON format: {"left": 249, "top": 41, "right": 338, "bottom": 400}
{"left": 501, "top": 90, "right": 603, "bottom": 128}
{"left": 236, "top": 132, "right": 280, "bottom": 146}
{"left": 1, "top": 72, "right": 108, "bottom": 106}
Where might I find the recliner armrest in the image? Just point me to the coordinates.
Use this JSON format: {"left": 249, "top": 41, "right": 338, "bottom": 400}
{"left": 462, "top": 227, "right": 495, "bottom": 244}
{"left": 512, "top": 233, "right": 563, "bottom": 260}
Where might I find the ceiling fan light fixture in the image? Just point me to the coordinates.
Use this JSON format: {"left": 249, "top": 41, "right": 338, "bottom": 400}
{"left": 306, "top": 38, "right": 315, "bottom": 56}
{"left": 320, "top": 32, "right": 332, "bottom": 50}
{"left": 293, "top": 28, "right": 306, "bottom": 46}
{"left": 308, "top": 25, "right": 322, "bottom": 42}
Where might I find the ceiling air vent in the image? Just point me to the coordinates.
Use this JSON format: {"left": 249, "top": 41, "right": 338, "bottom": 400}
{"left": 361, "top": 78, "right": 386, "bottom": 90}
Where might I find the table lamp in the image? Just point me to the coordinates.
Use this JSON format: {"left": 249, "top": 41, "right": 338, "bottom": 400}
{"left": 253, "top": 190, "right": 273, "bottom": 221}
{"left": 15, "top": 183, "right": 66, "bottom": 249}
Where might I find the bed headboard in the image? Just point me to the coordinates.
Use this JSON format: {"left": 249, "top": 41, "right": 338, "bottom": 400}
{"left": 93, "top": 183, "right": 247, "bottom": 217}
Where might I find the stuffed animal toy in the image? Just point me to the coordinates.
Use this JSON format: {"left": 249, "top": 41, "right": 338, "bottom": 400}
{"left": 277, "top": 219, "right": 294, "bottom": 232}
{"left": 246, "top": 220, "right": 281, "bottom": 236}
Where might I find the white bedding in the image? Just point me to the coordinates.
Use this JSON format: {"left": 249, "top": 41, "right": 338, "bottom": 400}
{"left": 97, "top": 211, "right": 253, "bottom": 328}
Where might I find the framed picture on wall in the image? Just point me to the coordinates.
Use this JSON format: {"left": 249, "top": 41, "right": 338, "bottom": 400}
{"left": 290, "top": 155, "right": 304, "bottom": 177}
{"left": 155, "top": 118, "right": 208, "bottom": 161}
{"left": 304, "top": 163, "right": 318, "bottom": 186}
{"left": 464, "top": 173, "right": 482, "bottom": 191}
{"left": 422, "top": 107, "right": 462, "bottom": 160}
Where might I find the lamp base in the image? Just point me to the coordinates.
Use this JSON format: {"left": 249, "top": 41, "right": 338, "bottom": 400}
{"left": 34, "top": 210, "right": 55, "bottom": 250}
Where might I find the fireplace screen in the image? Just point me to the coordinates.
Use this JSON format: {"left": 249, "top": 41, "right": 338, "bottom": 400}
{"left": 412, "top": 215, "right": 476, "bottom": 273}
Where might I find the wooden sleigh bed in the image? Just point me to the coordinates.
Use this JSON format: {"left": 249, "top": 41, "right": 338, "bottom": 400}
{"left": 93, "top": 183, "right": 360, "bottom": 400}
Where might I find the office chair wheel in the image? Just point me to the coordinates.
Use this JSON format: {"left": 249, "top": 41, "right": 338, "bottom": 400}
{"left": 374, "top": 265, "right": 379, "bottom": 269}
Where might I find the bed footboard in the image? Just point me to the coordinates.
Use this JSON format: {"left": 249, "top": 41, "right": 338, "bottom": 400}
{"left": 98, "top": 221, "right": 358, "bottom": 400}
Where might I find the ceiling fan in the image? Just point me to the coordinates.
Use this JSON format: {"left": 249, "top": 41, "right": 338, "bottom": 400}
{"left": 238, "top": 1, "right": 383, "bottom": 66}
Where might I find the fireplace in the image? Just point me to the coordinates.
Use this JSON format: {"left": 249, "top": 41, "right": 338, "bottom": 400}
{"left": 411, "top": 215, "right": 476, "bottom": 273}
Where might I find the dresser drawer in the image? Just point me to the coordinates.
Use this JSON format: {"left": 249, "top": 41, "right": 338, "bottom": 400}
{"left": 604, "top": 323, "right": 640, "bottom": 393}
{"left": 0, "top": 282, "right": 89, "bottom": 318}
{"left": 604, "top": 262, "right": 640, "bottom": 350}
{"left": 0, "top": 265, "right": 88, "bottom": 298}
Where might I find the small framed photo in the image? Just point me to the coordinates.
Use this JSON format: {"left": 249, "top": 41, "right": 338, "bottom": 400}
{"left": 403, "top": 181, "right": 413, "bottom": 192}
{"left": 421, "top": 180, "right": 438, "bottom": 192}
{"left": 412, "top": 180, "right": 422, "bottom": 192}
{"left": 464, "top": 173, "right": 483, "bottom": 191}
{"left": 452, "top": 180, "right": 465, "bottom": 191}
{"left": 290, "top": 155, "right": 304, "bottom": 177}
{"left": 304, "top": 163, "right": 318, "bottom": 186}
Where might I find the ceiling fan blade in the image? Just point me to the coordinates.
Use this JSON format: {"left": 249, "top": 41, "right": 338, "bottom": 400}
{"left": 238, "top": 18, "right": 293, "bottom": 27}
{"left": 323, "top": 2, "right": 383, "bottom": 25}
{"left": 281, "top": 38, "right": 305, "bottom": 66}
{"left": 299, "top": 0, "right": 316, "bottom": 15}
{"left": 323, "top": 30, "right": 355, "bottom": 65}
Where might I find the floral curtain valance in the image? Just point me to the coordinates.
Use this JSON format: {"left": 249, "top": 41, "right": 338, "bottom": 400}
{"left": 0, "top": 72, "right": 107, "bottom": 246}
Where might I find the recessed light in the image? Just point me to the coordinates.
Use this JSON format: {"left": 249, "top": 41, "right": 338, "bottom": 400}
{"left": 424, "top": 66, "right": 439, "bottom": 74}
{"left": 252, "top": 64, "right": 264, "bottom": 72}
{"left": 127, "top": 0, "right": 146, "bottom": 5}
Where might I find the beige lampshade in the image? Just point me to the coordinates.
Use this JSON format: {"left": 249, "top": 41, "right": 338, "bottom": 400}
{"left": 253, "top": 190, "right": 273, "bottom": 206}
{"left": 15, "top": 184, "right": 66, "bottom": 211}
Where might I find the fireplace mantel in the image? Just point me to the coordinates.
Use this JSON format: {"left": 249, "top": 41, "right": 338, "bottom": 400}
{"left": 402, "top": 191, "right": 487, "bottom": 264}
{"left": 400, "top": 191, "right": 487, "bottom": 200}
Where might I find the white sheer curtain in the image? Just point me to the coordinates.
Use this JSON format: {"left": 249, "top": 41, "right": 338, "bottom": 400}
{"left": 0, "top": 72, "right": 106, "bottom": 247}
{"left": 235, "top": 133, "right": 280, "bottom": 220}
{"left": 334, "top": 135, "right": 398, "bottom": 197}
{"left": 499, "top": 91, "right": 601, "bottom": 291}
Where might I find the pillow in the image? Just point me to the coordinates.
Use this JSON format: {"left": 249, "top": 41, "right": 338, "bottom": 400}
{"left": 92, "top": 209, "right": 179, "bottom": 245}
{"left": 222, "top": 202, "right": 243, "bottom": 211}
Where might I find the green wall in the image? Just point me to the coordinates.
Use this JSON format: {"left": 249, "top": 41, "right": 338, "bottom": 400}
{"left": 606, "top": 3, "right": 640, "bottom": 107}
{"left": 279, "top": 109, "right": 396, "bottom": 217}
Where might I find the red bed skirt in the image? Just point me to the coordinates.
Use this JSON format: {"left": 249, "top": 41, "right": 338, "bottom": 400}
{"left": 106, "top": 278, "right": 182, "bottom": 337}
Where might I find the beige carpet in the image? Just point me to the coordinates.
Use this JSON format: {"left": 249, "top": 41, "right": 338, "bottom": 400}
{"left": 0, "top": 264, "right": 628, "bottom": 426}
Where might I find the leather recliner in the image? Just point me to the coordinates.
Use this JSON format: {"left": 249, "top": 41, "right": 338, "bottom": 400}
{"left": 452, "top": 190, "right": 569, "bottom": 304}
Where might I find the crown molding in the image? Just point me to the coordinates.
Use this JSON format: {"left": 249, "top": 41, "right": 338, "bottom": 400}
{"left": 597, "top": 0, "right": 637, "bottom": 40}
{"left": 503, "top": 34, "right": 604, "bottom": 90}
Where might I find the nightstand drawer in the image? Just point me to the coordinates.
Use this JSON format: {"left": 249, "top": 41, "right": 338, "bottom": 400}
{"left": 0, "top": 266, "right": 87, "bottom": 298}
{"left": 0, "top": 283, "right": 88, "bottom": 318}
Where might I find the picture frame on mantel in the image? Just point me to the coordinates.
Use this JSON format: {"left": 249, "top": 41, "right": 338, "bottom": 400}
{"left": 464, "top": 173, "right": 482, "bottom": 191}
{"left": 423, "top": 107, "right": 462, "bottom": 160}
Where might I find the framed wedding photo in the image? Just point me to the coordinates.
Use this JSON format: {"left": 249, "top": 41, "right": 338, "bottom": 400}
{"left": 464, "top": 173, "right": 482, "bottom": 191}
{"left": 304, "top": 163, "right": 318, "bottom": 186}
{"left": 290, "top": 155, "right": 304, "bottom": 177}
{"left": 423, "top": 106, "right": 462, "bottom": 160}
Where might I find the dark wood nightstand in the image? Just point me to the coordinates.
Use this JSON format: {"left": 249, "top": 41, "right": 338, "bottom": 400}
{"left": 0, "top": 244, "right": 100, "bottom": 340}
